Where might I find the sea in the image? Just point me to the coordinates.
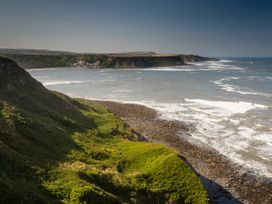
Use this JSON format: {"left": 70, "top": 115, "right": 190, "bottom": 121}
{"left": 28, "top": 58, "right": 272, "bottom": 178}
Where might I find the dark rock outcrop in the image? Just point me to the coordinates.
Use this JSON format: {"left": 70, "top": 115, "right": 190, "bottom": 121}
{"left": 179, "top": 54, "right": 218, "bottom": 62}
{"left": 105, "top": 55, "right": 186, "bottom": 68}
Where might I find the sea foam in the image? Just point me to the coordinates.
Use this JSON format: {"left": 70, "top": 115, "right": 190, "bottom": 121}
{"left": 213, "top": 76, "right": 272, "bottom": 97}
{"left": 43, "top": 79, "right": 114, "bottom": 86}
{"left": 184, "top": 98, "right": 267, "bottom": 115}
{"left": 43, "top": 80, "right": 91, "bottom": 86}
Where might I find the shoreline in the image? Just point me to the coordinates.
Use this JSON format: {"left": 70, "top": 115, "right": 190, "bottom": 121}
{"left": 94, "top": 100, "right": 272, "bottom": 204}
{"left": 1, "top": 49, "right": 217, "bottom": 69}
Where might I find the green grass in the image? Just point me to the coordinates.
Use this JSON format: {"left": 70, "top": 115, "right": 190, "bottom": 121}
{"left": 0, "top": 92, "right": 208, "bottom": 203}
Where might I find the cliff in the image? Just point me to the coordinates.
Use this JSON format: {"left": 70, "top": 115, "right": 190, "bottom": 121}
{"left": 179, "top": 54, "right": 216, "bottom": 62}
{"left": 104, "top": 55, "right": 186, "bottom": 68}
{"left": 0, "top": 49, "right": 216, "bottom": 69}
{"left": 0, "top": 56, "right": 208, "bottom": 203}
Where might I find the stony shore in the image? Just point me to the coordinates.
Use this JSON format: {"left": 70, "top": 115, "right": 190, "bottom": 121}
{"left": 94, "top": 100, "right": 272, "bottom": 204}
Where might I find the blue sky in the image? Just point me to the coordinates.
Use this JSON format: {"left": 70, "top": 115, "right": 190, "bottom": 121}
{"left": 0, "top": 0, "right": 271, "bottom": 56}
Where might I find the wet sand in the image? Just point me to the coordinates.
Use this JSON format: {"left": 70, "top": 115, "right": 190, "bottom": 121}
{"left": 94, "top": 100, "right": 272, "bottom": 204}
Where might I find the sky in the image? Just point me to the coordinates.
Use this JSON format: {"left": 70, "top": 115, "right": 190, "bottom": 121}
{"left": 0, "top": 0, "right": 272, "bottom": 57}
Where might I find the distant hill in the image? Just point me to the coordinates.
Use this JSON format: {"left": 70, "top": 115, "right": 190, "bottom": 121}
{"left": 0, "top": 48, "right": 75, "bottom": 55}
{"left": 0, "top": 49, "right": 217, "bottom": 69}
{"left": 0, "top": 56, "right": 208, "bottom": 203}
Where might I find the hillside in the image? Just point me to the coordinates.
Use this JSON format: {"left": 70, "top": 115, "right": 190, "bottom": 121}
{"left": 0, "top": 56, "right": 208, "bottom": 203}
{"left": 0, "top": 49, "right": 216, "bottom": 69}
{"left": 0, "top": 48, "right": 75, "bottom": 55}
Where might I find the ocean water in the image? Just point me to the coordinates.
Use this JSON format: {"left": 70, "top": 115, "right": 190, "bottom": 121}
{"left": 28, "top": 58, "right": 272, "bottom": 178}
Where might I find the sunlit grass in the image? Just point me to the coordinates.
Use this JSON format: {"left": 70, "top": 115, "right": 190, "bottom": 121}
{"left": 0, "top": 96, "right": 208, "bottom": 203}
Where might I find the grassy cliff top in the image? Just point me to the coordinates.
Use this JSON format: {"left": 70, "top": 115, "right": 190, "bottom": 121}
{"left": 0, "top": 49, "right": 213, "bottom": 58}
{"left": 0, "top": 57, "right": 208, "bottom": 203}
{"left": 0, "top": 48, "right": 75, "bottom": 55}
{"left": 0, "top": 49, "right": 216, "bottom": 68}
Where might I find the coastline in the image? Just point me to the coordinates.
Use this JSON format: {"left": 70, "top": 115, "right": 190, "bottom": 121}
{"left": 0, "top": 49, "right": 217, "bottom": 69}
{"left": 94, "top": 100, "right": 272, "bottom": 204}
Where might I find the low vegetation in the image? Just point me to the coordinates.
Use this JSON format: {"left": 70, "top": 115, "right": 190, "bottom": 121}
{"left": 0, "top": 56, "right": 208, "bottom": 203}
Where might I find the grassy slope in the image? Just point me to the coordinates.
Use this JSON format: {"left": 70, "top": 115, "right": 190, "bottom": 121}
{"left": 0, "top": 57, "right": 208, "bottom": 203}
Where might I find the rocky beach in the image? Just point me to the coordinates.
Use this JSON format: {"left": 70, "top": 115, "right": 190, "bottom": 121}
{"left": 95, "top": 100, "right": 272, "bottom": 204}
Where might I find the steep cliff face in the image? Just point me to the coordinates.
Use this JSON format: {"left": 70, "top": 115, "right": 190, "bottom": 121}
{"left": 105, "top": 55, "right": 186, "bottom": 68}
{"left": 179, "top": 54, "right": 217, "bottom": 62}
{"left": 1, "top": 54, "right": 187, "bottom": 68}
{"left": 0, "top": 49, "right": 216, "bottom": 69}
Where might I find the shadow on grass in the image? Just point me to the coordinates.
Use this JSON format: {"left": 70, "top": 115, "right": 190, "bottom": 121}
{"left": 0, "top": 92, "right": 98, "bottom": 203}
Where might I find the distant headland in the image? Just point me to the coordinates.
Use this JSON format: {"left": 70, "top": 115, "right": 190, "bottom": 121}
{"left": 0, "top": 48, "right": 217, "bottom": 69}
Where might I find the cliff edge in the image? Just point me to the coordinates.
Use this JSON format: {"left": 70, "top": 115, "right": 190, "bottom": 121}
{"left": 0, "top": 49, "right": 217, "bottom": 69}
{"left": 0, "top": 56, "right": 208, "bottom": 203}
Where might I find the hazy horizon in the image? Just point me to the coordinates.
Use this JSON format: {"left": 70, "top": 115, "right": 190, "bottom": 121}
{"left": 1, "top": 47, "right": 272, "bottom": 58}
{"left": 1, "top": 0, "right": 272, "bottom": 57}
